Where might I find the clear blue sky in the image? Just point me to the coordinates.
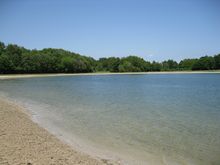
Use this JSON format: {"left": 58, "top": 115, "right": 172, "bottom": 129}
{"left": 0, "top": 0, "right": 220, "bottom": 61}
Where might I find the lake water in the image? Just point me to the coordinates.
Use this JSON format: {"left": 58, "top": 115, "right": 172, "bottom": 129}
{"left": 0, "top": 74, "right": 220, "bottom": 165}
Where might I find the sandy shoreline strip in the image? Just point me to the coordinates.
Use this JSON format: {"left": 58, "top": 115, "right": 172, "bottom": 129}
{"left": 0, "top": 70, "right": 220, "bottom": 80}
{"left": 0, "top": 98, "right": 112, "bottom": 165}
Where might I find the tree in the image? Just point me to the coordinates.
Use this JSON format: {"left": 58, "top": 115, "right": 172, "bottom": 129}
{"left": 151, "top": 61, "right": 161, "bottom": 71}
{"left": 192, "top": 56, "right": 215, "bottom": 70}
{"left": 179, "top": 59, "right": 198, "bottom": 70}
{"left": 119, "top": 56, "right": 150, "bottom": 72}
{"left": 0, "top": 41, "right": 219, "bottom": 74}
{"left": 96, "top": 57, "right": 121, "bottom": 72}
{"left": 162, "top": 60, "right": 178, "bottom": 71}
{"left": 106, "top": 57, "right": 121, "bottom": 72}
{"left": 0, "top": 42, "right": 5, "bottom": 55}
{"left": 0, "top": 54, "right": 13, "bottom": 73}
{"left": 5, "top": 44, "right": 22, "bottom": 71}
{"left": 119, "top": 61, "right": 138, "bottom": 72}
{"left": 96, "top": 58, "right": 109, "bottom": 71}
{"left": 214, "top": 54, "right": 220, "bottom": 69}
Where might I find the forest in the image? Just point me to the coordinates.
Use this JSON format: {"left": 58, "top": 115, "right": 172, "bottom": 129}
{"left": 0, "top": 41, "right": 220, "bottom": 74}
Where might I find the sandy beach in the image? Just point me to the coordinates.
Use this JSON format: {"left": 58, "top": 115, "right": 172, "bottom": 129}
{"left": 0, "top": 72, "right": 220, "bottom": 165}
{"left": 0, "top": 98, "right": 111, "bottom": 165}
{"left": 0, "top": 70, "right": 220, "bottom": 80}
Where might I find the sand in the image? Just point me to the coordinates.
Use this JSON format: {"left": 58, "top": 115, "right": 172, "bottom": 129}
{"left": 0, "top": 98, "right": 112, "bottom": 165}
{"left": 1, "top": 71, "right": 220, "bottom": 165}
{"left": 0, "top": 70, "right": 220, "bottom": 80}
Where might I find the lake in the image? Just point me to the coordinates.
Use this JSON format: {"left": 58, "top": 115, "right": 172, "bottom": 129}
{"left": 0, "top": 74, "right": 220, "bottom": 165}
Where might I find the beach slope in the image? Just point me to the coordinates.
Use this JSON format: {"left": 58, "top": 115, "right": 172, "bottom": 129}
{"left": 0, "top": 98, "right": 105, "bottom": 165}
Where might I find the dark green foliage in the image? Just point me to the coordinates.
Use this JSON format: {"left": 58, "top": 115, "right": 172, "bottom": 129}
{"left": 118, "top": 56, "right": 150, "bottom": 72}
{"left": 0, "top": 54, "right": 13, "bottom": 73}
{"left": 0, "top": 41, "right": 219, "bottom": 73}
{"left": 214, "top": 54, "right": 220, "bottom": 69}
{"left": 20, "top": 52, "right": 59, "bottom": 73}
{"left": 96, "top": 57, "right": 120, "bottom": 72}
{"left": 0, "top": 42, "right": 94, "bottom": 73}
{"left": 162, "top": 60, "right": 178, "bottom": 71}
{"left": 151, "top": 61, "right": 162, "bottom": 71}
{"left": 5, "top": 44, "right": 23, "bottom": 71}
{"left": 179, "top": 59, "right": 198, "bottom": 70}
{"left": 192, "top": 56, "right": 215, "bottom": 70}
{"left": 0, "top": 42, "right": 5, "bottom": 54}
{"left": 60, "top": 56, "right": 92, "bottom": 73}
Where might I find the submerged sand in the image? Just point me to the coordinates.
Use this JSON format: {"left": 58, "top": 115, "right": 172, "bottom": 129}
{"left": 0, "top": 98, "right": 112, "bottom": 165}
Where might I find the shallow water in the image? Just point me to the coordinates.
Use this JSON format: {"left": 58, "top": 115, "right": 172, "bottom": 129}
{"left": 0, "top": 74, "right": 220, "bottom": 164}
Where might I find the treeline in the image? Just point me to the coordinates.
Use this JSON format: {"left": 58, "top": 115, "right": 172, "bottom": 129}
{"left": 96, "top": 55, "right": 220, "bottom": 72}
{"left": 0, "top": 42, "right": 95, "bottom": 73}
{"left": 0, "top": 41, "right": 220, "bottom": 74}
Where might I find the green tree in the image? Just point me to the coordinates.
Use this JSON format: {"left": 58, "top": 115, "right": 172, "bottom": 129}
{"left": 106, "top": 57, "right": 120, "bottom": 72}
{"left": 0, "top": 54, "right": 13, "bottom": 73}
{"left": 151, "top": 61, "right": 161, "bottom": 71}
{"left": 5, "top": 44, "right": 22, "bottom": 71}
{"left": 96, "top": 58, "right": 109, "bottom": 71}
{"left": 0, "top": 42, "right": 5, "bottom": 55}
{"left": 119, "top": 56, "right": 150, "bottom": 72}
{"left": 0, "top": 41, "right": 219, "bottom": 74}
{"left": 214, "top": 54, "right": 220, "bottom": 69}
{"left": 192, "top": 56, "right": 215, "bottom": 70}
{"left": 179, "top": 59, "right": 198, "bottom": 70}
{"left": 96, "top": 57, "right": 120, "bottom": 72}
{"left": 119, "top": 61, "right": 137, "bottom": 72}
{"left": 162, "top": 60, "right": 178, "bottom": 71}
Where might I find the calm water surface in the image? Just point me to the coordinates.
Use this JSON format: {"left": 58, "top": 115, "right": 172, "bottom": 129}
{"left": 0, "top": 74, "right": 220, "bottom": 165}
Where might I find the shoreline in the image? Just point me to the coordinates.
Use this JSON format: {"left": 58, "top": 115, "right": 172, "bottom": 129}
{"left": 0, "top": 70, "right": 220, "bottom": 80}
{"left": 1, "top": 72, "right": 220, "bottom": 165}
{"left": 0, "top": 97, "right": 114, "bottom": 165}
{"left": 0, "top": 96, "right": 155, "bottom": 165}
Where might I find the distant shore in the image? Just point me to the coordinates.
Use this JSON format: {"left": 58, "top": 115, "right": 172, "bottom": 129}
{"left": 0, "top": 97, "right": 114, "bottom": 165}
{"left": 0, "top": 70, "right": 220, "bottom": 80}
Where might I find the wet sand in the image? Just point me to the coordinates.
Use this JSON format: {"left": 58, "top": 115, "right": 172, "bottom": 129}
{"left": 0, "top": 98, "right": 112, "bottom": 165}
